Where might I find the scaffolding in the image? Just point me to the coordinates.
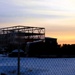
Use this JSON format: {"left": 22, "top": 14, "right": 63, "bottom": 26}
{"left": 0, "top": 25, "right": 45, "bottom": 47}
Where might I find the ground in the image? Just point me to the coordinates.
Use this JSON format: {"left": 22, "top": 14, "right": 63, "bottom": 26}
{"left": 0, "top": 54, "right": 75, "bottom": 75}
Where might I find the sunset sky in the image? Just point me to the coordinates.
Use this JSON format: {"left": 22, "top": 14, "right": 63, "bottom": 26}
{"left": 0, "top": 0, "right": 75, "bottom": 45}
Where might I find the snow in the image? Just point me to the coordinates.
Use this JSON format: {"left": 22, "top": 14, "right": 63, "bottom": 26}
{"left": 12, "top": 49, "right": 24, "bottom": 52}
{"left": 0, "top": 57, "right": 75, "bottom": 75}
{"left": 0, "top": 54, "right": 7, "bottom": 57}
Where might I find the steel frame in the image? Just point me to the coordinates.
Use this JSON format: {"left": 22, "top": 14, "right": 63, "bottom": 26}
{"left": 0, "top": 25, "right": 45, "bottom": 47}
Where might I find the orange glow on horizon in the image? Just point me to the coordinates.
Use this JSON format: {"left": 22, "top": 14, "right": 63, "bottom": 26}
{"left": 46, "top": 32, "right": 75, "bottom": 45}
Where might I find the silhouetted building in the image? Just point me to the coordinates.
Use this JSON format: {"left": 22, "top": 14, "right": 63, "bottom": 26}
{"left": 0, "top": 25, "right": 45, "bottom": 48}
{"left": 45, "top": 37, "right": 58, "bottom": 46}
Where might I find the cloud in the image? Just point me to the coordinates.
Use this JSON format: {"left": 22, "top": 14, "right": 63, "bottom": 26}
{"left": 0, "top": 0, "right": 75, "bottom": 24}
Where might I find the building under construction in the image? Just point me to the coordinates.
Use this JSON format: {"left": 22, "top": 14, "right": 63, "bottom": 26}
{"left": 0, "top": 25, "right": 45, "bottom": 47}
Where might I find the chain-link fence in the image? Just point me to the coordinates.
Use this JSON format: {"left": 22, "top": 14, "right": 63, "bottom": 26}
{"left": 0, "top": 53, "right": 75, "bottom": 75}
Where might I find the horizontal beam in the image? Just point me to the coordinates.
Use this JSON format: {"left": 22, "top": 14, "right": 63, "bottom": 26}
{"left": 0, "top": 25, "right": 45, "bottom": 30}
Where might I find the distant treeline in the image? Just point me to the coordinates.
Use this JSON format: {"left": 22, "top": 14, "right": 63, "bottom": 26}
{"left": 1, "top": 42, "right": 75, "bottom": 58}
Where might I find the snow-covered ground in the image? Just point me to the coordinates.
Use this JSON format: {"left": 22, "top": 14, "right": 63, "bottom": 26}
{"left": 0, "top": 56, "right": 75, "bottom": 75}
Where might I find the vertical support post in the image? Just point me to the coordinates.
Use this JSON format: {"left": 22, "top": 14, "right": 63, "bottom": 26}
{"left": 32, "top": 28, "right": 33, "bottom": 41}
{"left": 44, "top": 28, "right": 45, "bottom": 42}
{"left": 18, "top": 29, "right": 20, "bottom": 75}
{"left": 18, "top": 46, "right": 20, "bottom": 75}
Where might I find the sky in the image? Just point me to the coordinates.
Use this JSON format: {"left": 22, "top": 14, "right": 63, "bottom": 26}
{"left": 0, "top": 0, "right": 75, "bottom": 45}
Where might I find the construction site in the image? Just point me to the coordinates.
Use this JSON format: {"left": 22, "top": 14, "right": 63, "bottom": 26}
{"left": 0, "top": 25, "right": 45, "bottom": 48}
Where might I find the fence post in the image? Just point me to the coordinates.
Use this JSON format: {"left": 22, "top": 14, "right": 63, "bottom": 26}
{"left": 18, "top": 30, "right": 20, "bottom": 75}
{"left": 18, "top": 46, "right": 20, "bottom": 75}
